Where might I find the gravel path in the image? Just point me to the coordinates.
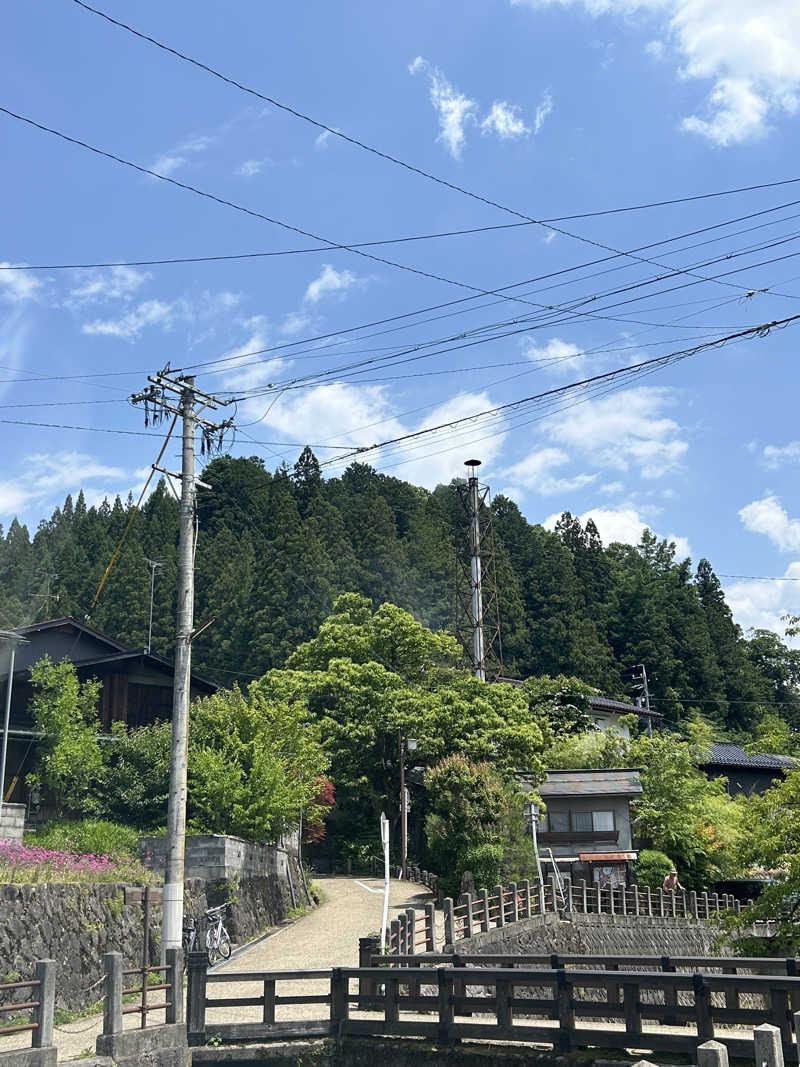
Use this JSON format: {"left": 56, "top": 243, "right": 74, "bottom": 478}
{"left": 0, "top": 875, "right": 431, "bottom": 1060}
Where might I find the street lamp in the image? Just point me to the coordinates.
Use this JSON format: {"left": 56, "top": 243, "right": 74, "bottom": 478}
{"left": 524, "top": 797, "right": 544, "bottom": 888}
{"left": 0, "top": 631, "right": 29, "bottom": 829}
{"left": 399, "top": 735, "right": 417, "bottom": 879}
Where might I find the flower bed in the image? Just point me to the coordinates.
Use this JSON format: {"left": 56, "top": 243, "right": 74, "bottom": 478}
{"left": 0, "top": 840, "right": 158, "bottom": 884}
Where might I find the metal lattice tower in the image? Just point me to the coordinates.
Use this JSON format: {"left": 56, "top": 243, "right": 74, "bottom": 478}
{"left": 454, "top": 459, "right": 503, "bottom": 681}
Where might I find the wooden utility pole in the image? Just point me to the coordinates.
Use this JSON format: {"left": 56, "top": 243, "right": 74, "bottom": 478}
{"left": 131, "top": 368, "right": 233, "bottom": 952}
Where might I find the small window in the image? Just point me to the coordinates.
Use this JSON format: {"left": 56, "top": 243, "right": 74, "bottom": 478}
{"left": 549, "top": 811, "right": 569, "bottom": 833}
{"left": 593, "top": 811, "right": 614, "bottom": 831}
{"left": 573, "top": 811, "right": 593, "bottom": 832}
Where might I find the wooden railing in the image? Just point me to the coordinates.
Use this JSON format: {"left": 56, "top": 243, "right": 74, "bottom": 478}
{"left": 0, "top": 961, "right": 54, "bottom": 1050}
{"left": 102, "top": 950, "right": 182, "bottom": 1035}
{"left": 185, "top": 954, "right": 800, "bottom": 1058}
{"left": 386, "top": 875, "right": 746, "bottom": 953}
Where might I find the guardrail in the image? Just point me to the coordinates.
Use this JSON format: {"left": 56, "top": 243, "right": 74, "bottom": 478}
{"left": 385, "top": 875, "right": 746, "bottom": 954}
{"left": 0, "top": 961, "right": 54, "bottom": 1051}
{"left": 185, "top": 954, "right": 800, "bottom": 1058}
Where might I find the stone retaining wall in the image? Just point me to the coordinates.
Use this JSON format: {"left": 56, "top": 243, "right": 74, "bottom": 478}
{"left": 0, "top": 803, "right": 25, "bottom": 841}
{"left": 138, "top": 834, "right": 300, "bottom": 884}
{"left": 449, "top": 910, "right": 727, "bottom": 958}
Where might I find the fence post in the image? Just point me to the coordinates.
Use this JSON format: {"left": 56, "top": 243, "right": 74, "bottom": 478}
{"left": 437, "top": 968, "right": 455, "bottom": 1045}
{"left": 661, "top": 956, "right": 677, "bottom": 1026}
{"left": 785, "top": 959, "right": 800, "bottom": 1018}
{"left": 689, "top": 890, "right": 698, "bottom": 921}
{"left": 102, "top": 951, "right": 123, "bottom": 1038}
{"left": 187, "top": 950, "right": 208, "bottom": 1046}
{"left": 399, "top": 912, "right": 408, "bottom": 956}
{"left": 754, "top": 1023, "right": 784, "bottom": 1067}
{"left": 390, "top": 918, "right": 400, "bottom": 955}
{"left": 31, "top": 960, "right": 55, "bottom": 1049}
{"left": 564, "top": 876, "right": 573, "bottom": 913}
{"left": 555, "top": 970, "right": 574, "bottom": 1052}
{"left": 540, "top": 880, "right": 548, "bottom": 916}
{"left": 359, "top": 935, "right": 380, "bottom": 1009}
{"left": 701, "top": 890, "right": 709, "bottom": 920}
{"left": 646, "top": 886, "right": 652, "bottom": 917}
{"left": 620, "top": 886, "right": 628, "bottom": 916}
{"left": 509, "top": 882, "right": 519, "bottom": 923}
{"left": 769, "top": 988, "right": 792, "bottom": 1047}
{"left": 520, "top": 879, "right": 531, "bottom": 919}
{"left": 262, "top": 978, "right": 276, "bottom": 1024}
{"left": 581, "top": 879, "right": 588, "bottom": 914}
{"left": 330, "top": 968, "right": 349, "bottom": 1030}
{"left": 693, "top": 973, "right": 714, "bottom": 1042}
{"left": 711, "top": 892, "right": 720, "bottom": 916}
{"left": 443, "top": 898, "right": 455, "bottom": 945}
{"left": 632, "top": 884, "right": 640, "bottom": 916}
{"left": 609, "top": 885, "right": 616, "bottom": 920}
{"left": 165, "top": 948, "right": 183, "bottom": 1025}
{"left": 424, "top": 903, "right": 436, "bottom": 952}
{"left": 479, "top": 888, "right": 490, "bottom": 932}
{"left": 697, "top": 1040, "right": 729, "bottom": 1067}
{"left": 671, "top": 888, "right": 677, "bottom": 919}
{"left": 461, "top": 895, "right": 474, "bottom": 939}
{"left": 494, "top": 885, "right": 506, "bottom": 927}
{"left": 406, "top": 908, "right": 417, "bottom": 954}
{"left": 623, "top": 981, "right": 641, "bottom": 1038}
{"left": 595, "top": 883, "right": 602, "bottom": 915}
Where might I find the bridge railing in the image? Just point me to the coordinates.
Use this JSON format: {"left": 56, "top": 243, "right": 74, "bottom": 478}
{"left": 385, "top": 874, "right": 746, "bottom": 954}
{"left": 185, "top": 953, "right": 800, "bottom": 1059}
{"left": 0, "top": 960, "right": 55, "bottom": 1055}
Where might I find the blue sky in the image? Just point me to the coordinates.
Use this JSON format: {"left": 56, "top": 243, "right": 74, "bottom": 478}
{"left": 3, "top": 0, "right": 800, "bottom": 638}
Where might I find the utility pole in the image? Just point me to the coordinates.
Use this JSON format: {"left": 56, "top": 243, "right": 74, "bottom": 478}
{"left": 131, "top": 368, "right": 233, "bottom": 953}
{"left": 145, "top": 559, "right": 163, "bottom": 655}
{"left": 625, "top": 663, "right": 653, "bottom": 737}
{"left": 454, "top": 458, "right": 502, "bottom": 680}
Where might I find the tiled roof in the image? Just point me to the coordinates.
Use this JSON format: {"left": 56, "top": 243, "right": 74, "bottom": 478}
{"left": 589, "top": 695, "right": 662, "bottom": 718}
{"left": 703, "top": 741, "right": 796, "bottom": 771}
{"left": 539, "top": 768, "right": 643, "bottom": 798}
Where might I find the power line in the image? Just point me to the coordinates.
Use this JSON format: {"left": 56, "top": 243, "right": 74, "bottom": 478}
{"left": 720, "top": 575, "right": 800, "bottom": 581}
{"left": 70, "top": 0, "right": 800, "bottom": 259}
{"left": 317, "top": 314, "right": 800, "bottom": 468}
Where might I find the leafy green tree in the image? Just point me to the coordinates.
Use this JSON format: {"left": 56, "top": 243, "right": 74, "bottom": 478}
{"left": 26, "top": 657, "right": 104, "bottom": 817}
{"left": 104, "top": 721, "right": 172, "bottom": 830}
{"left": 188, "top": 685, "right": 328, "bottom": 842}
{"left": 634, "top": 849, "right": 675, "bottom": 888}
{"left": 425, "top": 754, "right": 509, "bottom": 897}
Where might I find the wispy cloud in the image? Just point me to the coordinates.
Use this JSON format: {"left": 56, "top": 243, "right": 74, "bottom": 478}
{"left": 0, "top": 451, "right": 132, "bottom": 522}
{"left": 0, "top": 264, "right": 41, "bottom": 303}
{"left": 409, "top": 57, "right": 478, "bottom": 159}
{"left": 504, "top": 446, "right": 597, "bottom": 494}
{"left": 82, "top": 299, "right": 182, "bottom": 340}
{"left": 66, "top": 266, "right": 150, "bottom": 306}
{"left": 236, "top": 158, "right": 271, "bottom": 177}
{"left": 481, "top": 101, "right": 530, "bottom": 139}
{"left": 152, "top": 134, "right": 215, "bottom": 177}
{"left": 304, "top": 264, "right": 365, "bottom": 304}
{"left": 524, "top": 336, "right": 584, "bottom": 374}
{"left": 533, "top": 90, "right": 554, "bottom": 133}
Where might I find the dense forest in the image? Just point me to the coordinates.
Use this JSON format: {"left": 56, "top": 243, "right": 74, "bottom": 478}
{"left": 1, "top": 447, "right": 797, "bottom": 734}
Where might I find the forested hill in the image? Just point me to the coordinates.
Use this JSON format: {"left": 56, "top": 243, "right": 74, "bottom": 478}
{"left": 1, "top": 448, "right": 796, "bottom": 733}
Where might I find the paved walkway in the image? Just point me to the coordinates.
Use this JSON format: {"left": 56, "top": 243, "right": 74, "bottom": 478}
{"left": 0, "top": 876, "right": 430, "bottom": 1061}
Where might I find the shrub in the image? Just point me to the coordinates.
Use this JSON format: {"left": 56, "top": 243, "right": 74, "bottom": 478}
{"left": 27, "top": 819, "right": 141, "bottom": 858}
{"left": 635, "top": 848, "right": 674, "bottom": 888}
{"left": 0, "top": 840, "right": 156, "bottom": 885}
{"left": 461, "top": 843, "right": 503, "bottom": 891}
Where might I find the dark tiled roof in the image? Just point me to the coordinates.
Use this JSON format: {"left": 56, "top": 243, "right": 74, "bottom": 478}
{"left": 704, "top": 741, "right": 796, "bottom": 771}
{"left": 539, "top": 768, "right": 643, "bottom": 798}
{"left": 589, "top": 695, "right": 662, "bottom": 718}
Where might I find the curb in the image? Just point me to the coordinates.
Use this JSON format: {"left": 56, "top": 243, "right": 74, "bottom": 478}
{"left": 208, "top": 914, "right": 303, "bottom": 971}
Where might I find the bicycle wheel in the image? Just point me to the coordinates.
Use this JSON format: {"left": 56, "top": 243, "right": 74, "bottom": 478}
{"left": 205, "top": 924, "right": 219, "bottom": 963}
{"left": 218, "top": 927, "right": 232, "bottom": 959}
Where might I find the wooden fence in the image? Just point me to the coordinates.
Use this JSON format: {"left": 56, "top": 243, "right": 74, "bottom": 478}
{"left": 386, "top": 875, "right": 746, "bottom": 953}
{"left": 101, "top": 949, "right": 182, "bottom": 1035}
{"left": 185, "top": 953, "right": 800, "bottom": 1058}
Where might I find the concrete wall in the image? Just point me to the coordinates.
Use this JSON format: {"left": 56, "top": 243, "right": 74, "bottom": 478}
{"left": 139, "top": 833, "right": 299, "bottom": 883}
{"left": 450, "top": 909, "right": 727, "bottom": 959}
{"left": 0, "top": 802, "right": 25, "bottom": 841}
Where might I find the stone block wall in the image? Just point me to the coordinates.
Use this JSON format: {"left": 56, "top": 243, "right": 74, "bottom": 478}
{"left": 138, "top": 833, "right": 300, "bottom": 884}
{"left": 0, "top": 803, "right": 25, "bottom": 841}
{"left": 450, "top": 910, "right": 727, "bottom": 958}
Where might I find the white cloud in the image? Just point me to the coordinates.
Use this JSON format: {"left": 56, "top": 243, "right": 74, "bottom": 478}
{"left": 533, "top": 90, "right": 554, "bottom": 133}
{"left": 739, "top": 494, "right": 800, "bottom": 552}
{"left": 0, "top": 451, "right": 132, "bottom": 522}
{"left": 645, "top": 38, "right": 665, "bottom": 58}
{"left": 81, "top": 299, "right": 180, "bottom": 340}
{"left": 314, "top": 128, "right": 341, "bottom": 149}
{"left": 152, "top": 134, "right": 214, "bottom": 176}
{"left": 504, "top": 446, "right": 598, "bottom": 494}
{"left": 544, "top": 504, "right": 692, "bottom": 557}
{"left": 546, "top": 385, "right": 688, "bottom": 478}
{"left": 236, "top": 158, "right": 271, "bottom": 177}
{"left": 524, "top": 336, "right": 585, "bottom": 374}
{"left": 482, "top": 101, "right": 530, "bottom": 139}
{"left": 0, "top": 265, "right": 41, "bottom": 303}
{"left": 725, "top": 563, "right": 800, "bottom": 643}
{"left": 761, "top": 441, "right": 800, "bottom": 468}
{"left": 304, "top": 264, "right": 364, "bottom": 304}
{"left": 409, "top": 57, "right": 478, "bottom": 158}
{"left": 280, "top": 312, "right": 313, "bottom": 336}
{"left": 0, "top": 311, "right": 31, "bottom": 401}
{"left": 510, "top": 0, "right": 800, "bottom": 145}
{"left": 67, "top": 266, "right": 150, "bottom": 306}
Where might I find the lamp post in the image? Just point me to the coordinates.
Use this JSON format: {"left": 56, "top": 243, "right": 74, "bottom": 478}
{"left": 524, "top": 798, "right": 544, "bottom": 889}
{"left": 398, "top": 734, "right": 417, "bottom": 879}
{"left": 0, "top": 632, "right": 28, "bottom": 828}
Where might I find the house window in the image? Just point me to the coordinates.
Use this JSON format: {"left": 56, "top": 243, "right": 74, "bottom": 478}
{"left": 593, "top": 810, "right": 614, "bottom": 831}
{"left": 549, "top": 811, "right": 570, "bottom": 833}
{"left": 573, "top": 811, "right": 593, "bottom": 832}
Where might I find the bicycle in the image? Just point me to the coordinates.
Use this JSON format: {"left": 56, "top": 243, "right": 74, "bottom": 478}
{"left": 182, "top": 903, "right": 233, "bottom": 966}
{"left": 204, "top": 903, "right": 233, "bottom": 963}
